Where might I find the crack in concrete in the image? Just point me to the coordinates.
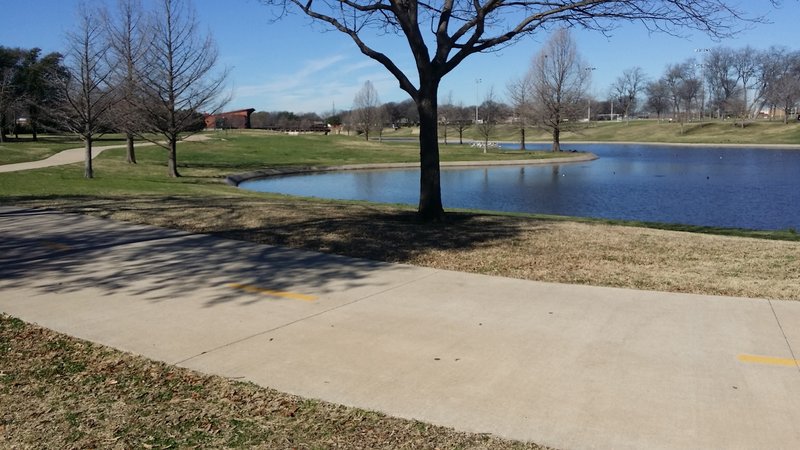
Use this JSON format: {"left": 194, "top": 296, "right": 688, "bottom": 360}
{"left": 173, "top": 269, "right": 441, "bottom": 366}
{"left": 768, "top": 299, "right": 800, "bottom": 375}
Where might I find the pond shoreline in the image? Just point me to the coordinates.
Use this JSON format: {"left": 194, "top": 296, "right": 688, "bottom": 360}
{"left": 496, "top": 140, "right": 800, "bottom": 150}
{"left": 225, "top": 152, "right": 598, "bottom": 186}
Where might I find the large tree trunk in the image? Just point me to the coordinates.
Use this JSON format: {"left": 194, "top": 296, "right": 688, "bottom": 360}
{"left": 167, "top": 137, "right": 180, "bottom": 177}
{"left": 551, "top": 127, "right": 561, "bottom": 152}
{"left": 84, "top": 136, "right": 93, "bottom": 179}
{"left": 126, "top": 132, "right": 137, "bottom": 164}
{"left": 416, "top": 87, "right": 445, "bottom": 222}
{"left": 30, "top": 110, "right": 38, "bottom": 141}
{"left": 520, "top": 127, "right": 526, "bottom": 150}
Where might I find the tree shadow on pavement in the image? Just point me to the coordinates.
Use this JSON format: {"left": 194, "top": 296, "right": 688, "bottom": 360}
{"left": 0, "top": 196, "right": 534, "bottom": 307}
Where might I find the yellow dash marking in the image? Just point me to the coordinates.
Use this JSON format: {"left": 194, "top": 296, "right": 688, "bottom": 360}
{"left": 226, "top": 283, "right": 317, "bottom": 302}
{"left": 41, "top": 241, "right": 70, "bottom": 251}
{"left": 737, "top": 354, "right": 799, "bottom": 367}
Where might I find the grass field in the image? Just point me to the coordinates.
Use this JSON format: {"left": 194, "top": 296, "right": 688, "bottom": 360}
{"left": 1, "top": 127, "right": 799, "bottom": 448}
{"left": 386, "top": 118, "right": 800, "bottom": 145}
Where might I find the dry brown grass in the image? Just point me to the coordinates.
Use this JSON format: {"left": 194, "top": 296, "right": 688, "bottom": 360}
{"left": 16, "top": 194, "right": 800, "bottom": 301}
{"left": 0, "top": 314, "right": 548, "bottom": 449}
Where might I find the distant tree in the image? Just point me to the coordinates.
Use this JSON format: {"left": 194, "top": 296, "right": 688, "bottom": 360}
{"left": 762, "top": 48, "right": 800, "bottom": 123}
{"left": 249, "top": 111, "right": 269, "bottom": 128}
{"left": 475, "top": 87, "right": 499, "bottom": 152}
{"left": 262, "top": 0, "right": 774, "bottom": 221}
{"left": 662, "top": 62, "right": 700, "bottom": 133}
{"left": 439, "top": 91, "right": 454, "bottom": 145}
{"left": 342, "top": 110, "right": 355, "bottom": 135}
{"left": 383, "top": 101, "right": 403, "bottom": 128}
{"left": 137, "top": 0, "right": 228, "bottom": 177}
{"left": 17, "top": 49, "right": 64, "bottom": 140}
{"left": 352, "top": 80, "right": 382, "bottom": 141}
{"left": 529, "top": 29, "right": 590, "bottom": 152}
{"left": 53, "top": 4, "right": 117, "bottom": 179}
{"left": 752, "top": 46, "right": 785, "bottom": 120}
{"left": 398, "top": 98, "right": 419, "bottom": 126}
{"left": 506, "top": 74, "right": 533, "bottom": 149}
{"left": 0, "top": 47, "right": 24, "bottom": 142}
{"left": 645, "top": 79, "right": 671, "bottom": 121}
{"left": 610, "top": 66, "right": 647, "bottom": 123}
{"left": 705, "top": 46, "right": 738, "bottom": 119}
{"left": 732, "top": 46, "right": 759, "bottom": 125}
{"left": 104, "top": 0, "right": 149, "bottom": 164}
{"left": 451, "top": 102, "right": 471, "bottom": 145}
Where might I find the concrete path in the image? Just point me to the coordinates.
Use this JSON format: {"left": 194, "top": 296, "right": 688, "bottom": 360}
{"left": 0, "top": 134, "right": 210, "bottom": 173}
{"left": 0, "top": 143, "right": 140, "bottom": 173}
{"left": 1, "top": 207, "right": 798, "bottom": 449}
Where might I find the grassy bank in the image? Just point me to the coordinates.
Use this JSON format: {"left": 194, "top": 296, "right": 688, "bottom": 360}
{"left": 387, "top": 118, "right": 800, "bottom": 145}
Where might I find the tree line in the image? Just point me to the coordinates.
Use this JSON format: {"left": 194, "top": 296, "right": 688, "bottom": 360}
{"left": 318, "top": 34, "right": 800, "bottom": 155}
{"left": 0, "top": 0, "right": 227, "bottom": 178}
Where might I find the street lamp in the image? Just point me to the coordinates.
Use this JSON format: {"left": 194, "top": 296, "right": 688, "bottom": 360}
{"left": 475, "top": 78, "right": 482, "bottom": 123}
{"left": 584, "top": 67, "right": 596, "bottom": 121}
{"left": 695, "top": 48, "right": 710, "bottom": 120}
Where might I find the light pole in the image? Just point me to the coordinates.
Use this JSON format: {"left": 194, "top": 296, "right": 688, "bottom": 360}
{"left": 475, "top": 78, "right": 482, "bottom": 123}
{"left": 584, "top": 67, "right": 596, "bottom": 121}
{"left": 694, "top": 48, "right": 710, "bottom": 120}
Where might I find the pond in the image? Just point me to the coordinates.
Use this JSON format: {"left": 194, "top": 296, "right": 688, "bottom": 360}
{"left": 238, "top": 143, "right": 800, "bottom": 231}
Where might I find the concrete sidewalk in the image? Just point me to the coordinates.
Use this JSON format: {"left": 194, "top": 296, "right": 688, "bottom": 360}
{"left": 1, "top": 206, "right": 798, "bottom": 449}
{"left": 0, "top": 134, "right": 210, "bottom": 173}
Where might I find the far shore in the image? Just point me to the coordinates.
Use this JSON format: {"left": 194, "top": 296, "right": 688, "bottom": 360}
{"left": 225, "top": 152, "right": 598, "bottom": 186}
{"left": 487, "top": 139, "right": 800, "bottom": 149}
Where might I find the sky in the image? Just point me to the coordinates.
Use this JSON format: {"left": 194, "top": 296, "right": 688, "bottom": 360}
{"left": 1, "top": 0, "right": 798, "bottom": 115}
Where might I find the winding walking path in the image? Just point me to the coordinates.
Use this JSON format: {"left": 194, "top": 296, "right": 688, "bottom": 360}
{"left": 0, "top": 134, "right": 211, "bottom": 173}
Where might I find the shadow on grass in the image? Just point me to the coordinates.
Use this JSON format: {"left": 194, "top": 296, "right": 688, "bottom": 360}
{"left": 0, "top": 195, "right": 531, "bottom": 308}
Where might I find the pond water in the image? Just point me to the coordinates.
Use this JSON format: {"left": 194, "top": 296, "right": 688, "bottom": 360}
{"left": 239, "top": 143, "right": 800, "bottom": 231}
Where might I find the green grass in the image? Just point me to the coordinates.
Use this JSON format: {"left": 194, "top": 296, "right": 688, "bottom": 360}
{"left": 0, "top": 131, "right": 578, "bottom": 199}
{"left": 1, "top": 128, "right": 797, "bottom": 243}
{"left": 388, "top": 118, "right": 800, "bottom": 145}
{"left": 0, "top": 134, "right": 130, "bottom": 165}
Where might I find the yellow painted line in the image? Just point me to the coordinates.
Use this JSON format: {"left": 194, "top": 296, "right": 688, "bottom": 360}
{"left": 41, "top": 241, "right": 70, "bottom": 251}
{"left": 226, "top": 283, "right": 317, "bottom": 302}
{"left": 737, "top": 354, "right": 799, "bottom": 367}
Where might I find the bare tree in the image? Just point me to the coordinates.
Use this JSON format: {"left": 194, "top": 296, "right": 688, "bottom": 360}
{"left": 529, "top": 29, "right": 589, "bottom": 152}
{"left": 762, "top": 48, "right": 800, "bottom": 124}
{"left": 645, "top": 79, "right": 670, "bottom": 121}
{"left": 104, "top": 0, "right": 149, "bottom": 164}
{"left": 475, "top": 86, "right": 498, "bottom": 152}
{"left": 439, "top": 91, "right": 454, "bottom": 145}
{"left": 752, "top": 46, "right": 785, "bottom": 120}
{"left": 662, "top": 61, "right": 700, "bottom": 133}
{"left": 610, "top": 66, "right": 647, "bottom": 123}
{"left": 704, "top": 46, "right": 738, "bottom": 119}
{"left": 261, "top": 0, "right": 774, "bottom": 221}
{"left": 732, "top": 46, "right": 759, "bottom": 125}
{"left": 352, "top": 80, "right": 382, "bottom": 141}
{"left": 54, "top": 4, "right": 117, "bottom": 179}
{"left": 137, "top": 0, "right": 228, "bottom": 177}
{"left": 451, "top": 101, "right": 471, "bottom": 145}
{"left": 506, "top": 74, "right": 533, "bottom": 149}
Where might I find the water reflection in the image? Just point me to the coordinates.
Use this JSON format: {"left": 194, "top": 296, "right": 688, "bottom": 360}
{"left": 240, "top": 144, "right": 800, "bottom": 230}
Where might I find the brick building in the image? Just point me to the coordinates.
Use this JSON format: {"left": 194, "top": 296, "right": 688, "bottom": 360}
{"left": 204, "top": 108, "right": 256, "bottom": 129}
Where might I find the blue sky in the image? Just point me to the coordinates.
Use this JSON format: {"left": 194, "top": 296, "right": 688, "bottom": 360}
{"left": 1, "top": 0, "right": 798, "bottom": 115}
